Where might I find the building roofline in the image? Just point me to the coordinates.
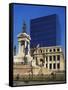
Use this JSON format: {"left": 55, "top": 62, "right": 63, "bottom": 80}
{"left": 31, "top": 45, "right": 62, "bottom": 49}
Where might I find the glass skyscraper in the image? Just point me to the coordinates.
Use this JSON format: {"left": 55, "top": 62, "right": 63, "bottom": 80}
{"left": 30, "top": 14, "right": 61, "bottom": 48}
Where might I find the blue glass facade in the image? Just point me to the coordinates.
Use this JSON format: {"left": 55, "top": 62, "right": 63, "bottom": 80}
{"left": 30, "top": 14, "right": 60, "bottom": 48}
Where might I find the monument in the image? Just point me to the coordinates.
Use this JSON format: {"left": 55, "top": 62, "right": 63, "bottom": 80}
{"left": 14, "top": 21, "right": 32, "bottom": 64}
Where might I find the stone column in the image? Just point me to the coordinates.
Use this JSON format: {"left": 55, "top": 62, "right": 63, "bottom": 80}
{"left": 48, "top": 56, "right": 49, "bottom": 70}
{"left": 44, "top": 57, "right": 46, "bottom": 68}
{"left": 28, "top": 41, "right": 30, "bottom": 55}
{"left": 52, "top": 55, "right": 53, "bottom": 70}
{"left": 56, "top": 56, "right": 57, "bottom": 70}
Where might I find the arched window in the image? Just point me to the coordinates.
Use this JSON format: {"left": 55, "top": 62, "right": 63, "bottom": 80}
{"left": 53, "top": 49, "right": 56, "bottom": 52}
{"left": 50, "top": 49, "right": 52, "bottom": 52}
{"left": 49, "top": 63, "right": 52, "bottom": 69}
{"left": 57, "top": 48, "right": 60, "bottom": 52}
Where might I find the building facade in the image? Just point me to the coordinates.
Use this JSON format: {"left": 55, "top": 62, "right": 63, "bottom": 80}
{"left": 30, "top": 14, "right": 60, "bottom": 48}
{"left": 30, "top": 46, "right": 65, "bottom": 75}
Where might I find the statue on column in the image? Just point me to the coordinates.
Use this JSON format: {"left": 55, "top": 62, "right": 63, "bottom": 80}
{"left": 14, "top": 21, "right": 32, "bottom": 64}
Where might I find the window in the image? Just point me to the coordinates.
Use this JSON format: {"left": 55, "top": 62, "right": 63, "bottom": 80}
{"left": 50, "top": 49, "right": 52, "bottom": 52}
{"left": 57, "top": 63, "right": 60, "bottom": 69}
{"left": 46, "top": 64, "right": 48, "bottom": 68}
{"left": 40, "top": 59, "right": 43, "bottom": 62}
{"left": 57, "top": 48, "right": 60, "bottom": 52}
{"left": 49, "top": 64, "right": 52, "bottom": 69}
{"left": 50, "top": 56, "right": 52, "bottom": 61}
{"left": 53, "top": 55, "right": 56, "bottom": 61}
{"left": 53, "top": 63, "right": 56, "bottom": 69}
{"left": 40, "top": 49, "right": 42, "bottom": 53}
{"left": 57, "top": 55, "right": 60, "bottom": 60}
{"left": 53, "top": 49, "right": 56, "bottom": 52}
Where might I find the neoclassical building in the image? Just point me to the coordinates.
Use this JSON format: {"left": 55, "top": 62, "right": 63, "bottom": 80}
{"left": 30, "top": 46, "right": 65, "bottom": 75}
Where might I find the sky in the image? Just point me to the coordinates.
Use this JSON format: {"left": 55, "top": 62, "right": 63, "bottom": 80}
{"left": 12, "top": 3, "right": 66, "bottom": 54}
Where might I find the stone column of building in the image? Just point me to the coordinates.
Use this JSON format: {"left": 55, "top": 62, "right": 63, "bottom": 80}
{"left": 44, "top": 55, "right": 46, "bottom": 68}
{"left": 56, "top": 55, "right": 57, "bottom": 70}
{"left": 52, "top": 55, "right": 53, "bottom": 70}
{"left": 48, "top": 56, "right": 49, "bottom": 70}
